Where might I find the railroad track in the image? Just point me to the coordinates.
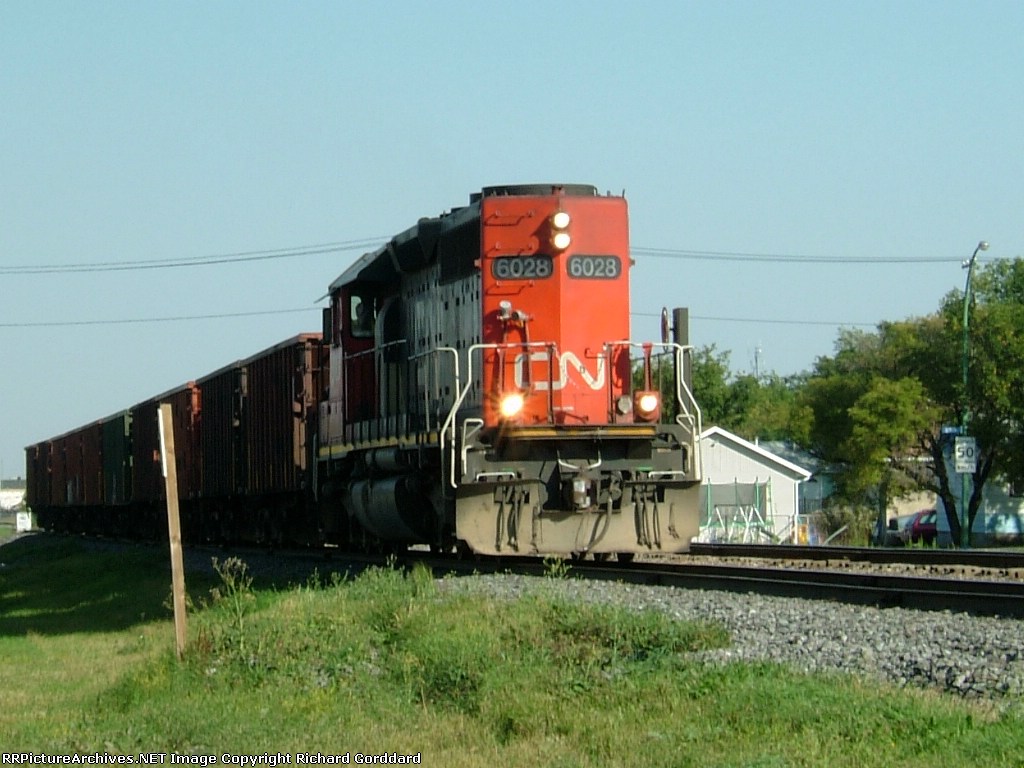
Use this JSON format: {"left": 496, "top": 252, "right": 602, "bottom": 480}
{"left": 16, "top": 532, "right": 1024, "bottom": 619}
{"left": 409, "top": 551, "right": 1024, "bottom": 619}
{"left": 690, "top": 541, "right": 1024, "bottom": 570}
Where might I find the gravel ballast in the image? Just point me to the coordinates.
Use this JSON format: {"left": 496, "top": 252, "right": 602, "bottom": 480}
{"left": 438, "top": 573, "right": 1024, "bottom": 702}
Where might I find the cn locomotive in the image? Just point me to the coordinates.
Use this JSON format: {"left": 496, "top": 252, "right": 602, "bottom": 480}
{"left": 26, "top": 184, "right": 703, "bottom": 558}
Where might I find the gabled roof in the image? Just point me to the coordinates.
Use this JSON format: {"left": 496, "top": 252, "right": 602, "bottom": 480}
{"left": 700, "top": 425, "right": 812, "bottom": 481}
{"left": 756, "top": 439, "right": 833, "bottom": 477}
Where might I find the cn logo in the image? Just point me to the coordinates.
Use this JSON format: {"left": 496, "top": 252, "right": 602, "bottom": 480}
{"left": 512, "top": 351, "right": 606, "bottom": 391}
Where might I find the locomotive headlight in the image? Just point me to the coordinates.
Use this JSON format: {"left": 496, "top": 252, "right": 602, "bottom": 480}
{"left": 499, "top": 391, "right": 526, "bottom": 419}
{"left": 551, "top": 210, "right": 572, "bottom": 251}
{"left": 633, "top": 391, "right": 661, "bottom": 422}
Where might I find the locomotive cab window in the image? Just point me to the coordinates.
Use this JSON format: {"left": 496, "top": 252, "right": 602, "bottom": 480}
{"left": 330, "top": 294, "right": 344, "bottom": 345}
{"left": 350, "top": 295, "right": 376, "bottom": 338}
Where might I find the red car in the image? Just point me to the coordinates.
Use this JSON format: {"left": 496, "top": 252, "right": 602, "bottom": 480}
{"left": 907, "top": 509, "right": 938, "bottom": 545}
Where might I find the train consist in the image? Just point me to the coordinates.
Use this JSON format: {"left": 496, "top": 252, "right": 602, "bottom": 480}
{"left": 26, "top": 184, "right": 703, "bottom": 558}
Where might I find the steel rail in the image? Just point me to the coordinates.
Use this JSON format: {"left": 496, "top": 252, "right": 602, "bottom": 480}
{"left": 418, "top": 555, "right": 1024, "bottom": 619}
{"left": 689, "top": 542, "right": 1024, "bottom": 570}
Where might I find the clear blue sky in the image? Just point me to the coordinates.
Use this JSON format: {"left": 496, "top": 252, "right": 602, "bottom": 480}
{"left": 2, "top": 1, "right": 1022, "bottom": 478}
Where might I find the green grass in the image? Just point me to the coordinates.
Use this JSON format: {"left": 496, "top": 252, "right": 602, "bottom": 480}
{"left": 3, "top": 535, "right": 1024, "bottom": 766}
{"left": 0, "top": 516, "right": 17, "bottom": 546}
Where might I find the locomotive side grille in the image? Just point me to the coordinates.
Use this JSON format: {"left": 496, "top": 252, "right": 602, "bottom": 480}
{"left": 438, "top": 216, "right": 480, "bottom": 284}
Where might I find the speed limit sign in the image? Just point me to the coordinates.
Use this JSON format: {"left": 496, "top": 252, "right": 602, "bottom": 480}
{"left": 955, "top": 436, "right": 977, "bottom": 474}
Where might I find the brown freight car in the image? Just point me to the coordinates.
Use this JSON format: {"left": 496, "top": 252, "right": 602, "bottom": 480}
{"left": 26, "top": 335, "right": 326, "bottom": 545}
{"left": 128, "top": 382, "right": 201, "bottom": 539}
{"left": 196, "top": 334, "right": 326, "bottom": 544}
{"left": 25, "top": 419, "right": 105, "bottom": 533}
{"left": 24, "top": 440, "right": 53, "bottom": 528}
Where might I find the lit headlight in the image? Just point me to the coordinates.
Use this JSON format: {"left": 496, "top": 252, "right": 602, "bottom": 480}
{"left": 499, "top": 392, "right": 526, "bottom": 419}
{"left": 551, "top": 210, "right": 571, "bottom": 250}
{"left": 633, "top": 391, "right": 661, "bottom": 422}
{"left": 638, "top": 393, "right": 659, "bottom": 413}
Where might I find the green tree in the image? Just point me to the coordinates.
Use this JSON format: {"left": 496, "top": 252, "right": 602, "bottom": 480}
{"left": 934, "top": 258, "right": 1024, "bottom": 538}
{"left": 800, "top": 321, "right": 949, "bottom": 531}
{"left": 689, "top": 345, "right": 732, "bottom": 427}
{"left": 733, "top": 373, "right": 812, "bottom": 444}
{"left": 802, "top": 258, "right": 1024, "bottom": 544}
{"left": 678, "top": 345, "right": 811, "bottom": 444}
{"left": 842, "top": 376, "right": 941, "bottom": 536}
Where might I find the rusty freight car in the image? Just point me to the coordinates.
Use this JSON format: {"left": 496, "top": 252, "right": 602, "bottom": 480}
{"left": 25, "top": 419, "right": 104, "bottom": 534}
{"left": 195, "top": 334, "right": 326, "bottom": 544}
{"left": 125, "top": 382, "right": 201, "bottom": 539}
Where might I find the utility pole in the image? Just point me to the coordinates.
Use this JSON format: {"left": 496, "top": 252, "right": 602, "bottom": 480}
{"left": 959, "top": 240, "right": 988, "bottom": 548}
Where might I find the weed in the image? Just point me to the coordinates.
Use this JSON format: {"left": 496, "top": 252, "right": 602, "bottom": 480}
{"left": 193, "top": 557, "right": 261, "bottom": 669}
{"left": 544, "top": 597, "right": 730, "bottom": 664}
{"left": 542, "top": 555, "right": 571, "bottom": 579}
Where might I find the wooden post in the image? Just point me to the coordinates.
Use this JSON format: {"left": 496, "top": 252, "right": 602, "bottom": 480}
{"left": 158, "top": 403, "right": 188, "bottom": 660}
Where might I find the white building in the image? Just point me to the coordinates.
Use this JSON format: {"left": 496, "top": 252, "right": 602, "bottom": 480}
{"left": 697, "top": 426, "right": 812, "bottom": 544}
{"left": 0, "top": 488, "right": 25, "bottom": 512}
{"left": 937, "top": 477, "right": 1024, "bottom": 546}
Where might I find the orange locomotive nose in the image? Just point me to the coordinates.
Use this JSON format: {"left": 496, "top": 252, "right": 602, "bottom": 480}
{"left": 480, "top": 188, "right": 632, "bottom": 428}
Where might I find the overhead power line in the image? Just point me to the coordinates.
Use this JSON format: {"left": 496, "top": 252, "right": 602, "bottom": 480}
{"left": 0, "top": 238, "right": 387, "bottom": 275}
{"left": 3, "top": 307, "right": 876, "bottom": 330}
{"left": 0, "top": 236, "right": 964, "bottom": 329}
{"left": 631, "top": 247, "right": 978, "bottom": 264}
{"left": 0, "top": 308, "right": 317, "bottom": 328}
{"left": 2, "top": 239, "right": 986, "bottom": 275}
{"left": 633, "top": 310, "right": 876, "bottom": 328}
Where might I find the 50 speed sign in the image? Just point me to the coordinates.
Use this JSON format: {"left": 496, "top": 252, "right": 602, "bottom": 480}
{"left": 955, "top": 436, "right": 977, "bottom": 474}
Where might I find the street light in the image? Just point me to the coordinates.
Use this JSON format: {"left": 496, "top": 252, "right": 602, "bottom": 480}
{"left": 960, "top": 239, "right": 988, "bottom": 548}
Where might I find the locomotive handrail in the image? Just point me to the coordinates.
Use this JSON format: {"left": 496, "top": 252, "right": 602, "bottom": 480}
{"left": 409, "top": 346, "right": 460, "bottom": 434}
{"left": 440, "top": 349, "right": 482, "bottom": 489}
{"left": 341, "top": 340, "right": 457, "bottom": 443}
{"left": 460, "top": 418, "right": 484, "bottom": 489}
{"left": 441, "top": 341, "right": 559, "bottom": 488}
{"left": 462, "top": 341, "right": 561, "bottom": 413}
{"left": 406, "top": 346, "right": 461, "bottom": 491}
{"left": 671, "top": 342, "right": 702, "bottom": 430}
{"left": 602, "top": 340, "right": 703, "bottom": 431}
{"left": 647, "top": 470, "right": 688, "bottom": 480}
{"left": 475, "top": 470, "right": 517, "bottom": 482}
{"left": 444, "top": 340, "right": 703, "bottom": 489}
{"left": 671, "top": 343, "right": 704, "bottom": 480}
